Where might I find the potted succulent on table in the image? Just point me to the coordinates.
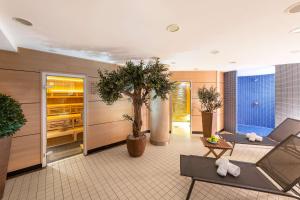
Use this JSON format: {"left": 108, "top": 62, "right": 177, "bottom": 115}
{"left": 198, "top": 86, "right": 222, "bottom": 138}
{"left": 97, "top": 59, "right": 175, "bottom": 157}
{"left": 0, "top": 93, "right": 26, "bottom": 199}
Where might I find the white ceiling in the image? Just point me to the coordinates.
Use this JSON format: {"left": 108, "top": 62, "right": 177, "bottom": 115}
{"left": 0, "top": 0, "right": 300, "bottom": 71}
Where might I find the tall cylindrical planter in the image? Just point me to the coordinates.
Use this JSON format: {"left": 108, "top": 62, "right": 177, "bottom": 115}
{"left": 201, "top": 112, "right": 217, "bottom": 137}
{"left": 0, "top": 136, "right": 12, "bottom": 199}
{"left": 150, "top": 96, "right": 170, "bottom": 146}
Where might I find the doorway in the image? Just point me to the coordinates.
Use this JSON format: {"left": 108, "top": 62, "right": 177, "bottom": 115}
{"left": 171, "top": 82, "right": 191, "bottom": 137}
{"left": 42, "top": 73, "right": 86, "bottom": 165}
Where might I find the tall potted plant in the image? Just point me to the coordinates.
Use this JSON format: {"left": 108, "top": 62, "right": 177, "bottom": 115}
{"left": 97, "top": 59, "right": 174, "bottom": 157}
{"left": 0, "top": 93, "right": 26, "bottom": 199}
{"left": 198, "top": 87, "right": 222, "bottom": 137}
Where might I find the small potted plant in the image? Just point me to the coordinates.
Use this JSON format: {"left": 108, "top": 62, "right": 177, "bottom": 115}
{"left": 97, "top": 59, "right": 174, "bottom": 157}
{"left": 198, "top": 86, "right": 222, "bottom": 137}
{"left": 0, "top": 93, "right": 26, "bottom": 199}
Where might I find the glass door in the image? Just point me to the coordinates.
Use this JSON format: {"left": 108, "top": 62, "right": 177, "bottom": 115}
{"left": 171, "top": 82, "right": 191, "bottom": 137}
{"left": 45, "top": 75, "right": 84, "bottom": 163}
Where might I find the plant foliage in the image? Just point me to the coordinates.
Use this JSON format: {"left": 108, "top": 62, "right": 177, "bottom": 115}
{"left": 0, "top": 93, "right": 27, "bottom": 138}
{"left": 198, "top": 86, "right": 222, "bottom": 112}
{"left": 97, "top": 59, "right": 175, "bottom": 137}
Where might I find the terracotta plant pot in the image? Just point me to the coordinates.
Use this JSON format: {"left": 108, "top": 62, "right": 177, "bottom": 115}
{"left": 201, "top": 112, "right": 217, "bottom": 138}
{"left": 0, "top": 136, "right": 12, "bottom": 199}
{"left": 126, "top": 135, "right": 146, "bottom": 157}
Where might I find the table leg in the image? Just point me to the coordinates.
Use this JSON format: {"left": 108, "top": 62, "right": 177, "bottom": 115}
{"left": 230, "top": 142, "right": 235, "bottom": 156}
{"left": 216, "top": 149, "right": 228, "bottom": 159}
{"left": 203, "top": 149, "right": 212, "bottom": 157}
{"left": 186, "top": 178, "right": 195, "bottom": 200}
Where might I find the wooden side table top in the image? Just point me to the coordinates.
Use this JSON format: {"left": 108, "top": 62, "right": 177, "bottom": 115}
{"left": 200, "top": 137, "right": 233, "bottom": 150}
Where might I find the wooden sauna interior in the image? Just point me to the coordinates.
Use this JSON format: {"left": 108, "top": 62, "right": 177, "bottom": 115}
{"left": 46, "top": 76, "right": 84, "bottom": 162}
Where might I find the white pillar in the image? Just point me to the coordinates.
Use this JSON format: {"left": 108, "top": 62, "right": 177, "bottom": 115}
{"left": 150, "top": 95, "right": 170, "bottom": 146}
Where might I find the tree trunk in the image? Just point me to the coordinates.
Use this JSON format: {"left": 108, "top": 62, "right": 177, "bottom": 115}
{"left": 133, "top": 98, "right": 143, "bottom": 137}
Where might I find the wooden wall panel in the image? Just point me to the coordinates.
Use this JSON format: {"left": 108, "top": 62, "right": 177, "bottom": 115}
{"left": 191, "top": 83, "right": 217, "bottom": 98}
{"left": 87, "top": 121, "right": 131, "bottom": 150}
{"left": 87, "top": 100, "right": 132, "bottom": 125}
{"left": 14, "top": 103, "right": 40, "bottom": 137}
{"left": 0, "top": 69, "right": 40, "bottom": 103}
{"left": 170, "top": 71, "right": 224, "bottom": 133}
{"left": 0, "top": 48, "right": 116, "bottom": 76}
{"left": 171, "top": 71, "right": 217, "bottom": 83}
{"left": 192, "top": 115, "right": 202, "bottom": 132}
{"left": 8, "top": 134, "right": 41, "bottom": 172}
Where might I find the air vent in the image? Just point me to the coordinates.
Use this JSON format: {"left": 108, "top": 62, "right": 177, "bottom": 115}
{"left": 13, "top": 17, "right": 33, "bottom": 26}
{"left": 286, "top": 2, "right": 300, "bottom": 14}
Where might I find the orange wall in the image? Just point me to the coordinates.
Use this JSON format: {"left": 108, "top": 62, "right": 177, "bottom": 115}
{"left": 170, "top": 71, "right": 224, "bottom": 132}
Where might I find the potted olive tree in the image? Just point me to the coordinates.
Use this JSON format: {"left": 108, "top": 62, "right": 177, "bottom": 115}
{"left": 198, "top": 86, "right": 222, "bottom": 137}
{"left": 97, "top": 59, "right": 174, "bottom": 157}
{"left": 0, "top": 93, "right": 26, "bottom": 198}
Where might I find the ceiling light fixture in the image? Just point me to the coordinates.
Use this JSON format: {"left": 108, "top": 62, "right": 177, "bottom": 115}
{"left": 13, "top": 17, "right": 33, "bottom": 26}
{"left": 286, "top": 2, "right": 300, "bottom": 14}
{"left": 210, "top": 50, "right": 220, "bottom": 55}
{"left": 229, "top": 61, "right": 237, "bottom": 64}
{"left": 166, "top": 24, "right": 180, "bottom": 32}
{"left": 290, "top": 27, "right": 300, "bottom": 33}
{"left": 171, "top": 61, "right": 176, "bottom": 65}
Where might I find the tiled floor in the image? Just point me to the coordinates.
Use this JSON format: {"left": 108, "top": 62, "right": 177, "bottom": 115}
{"left": 3, "top": 134, "right": 294, "bottom": 200}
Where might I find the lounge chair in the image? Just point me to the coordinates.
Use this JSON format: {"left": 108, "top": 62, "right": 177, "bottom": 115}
{"left": 180, "top": 135, "right": 300, "bottom": 200}
{"left": 221, "top": 118, "right": 300, "bottom": 155}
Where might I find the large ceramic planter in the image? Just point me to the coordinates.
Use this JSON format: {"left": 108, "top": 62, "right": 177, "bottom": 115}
{"left": 0, "top": 136, "right": 12, "bottom": 199}
{"left": 201, "top": 112, "right": 217, "bottom": 137}
{"left": 126, "top": 135, "right": 146, "bottom": 157}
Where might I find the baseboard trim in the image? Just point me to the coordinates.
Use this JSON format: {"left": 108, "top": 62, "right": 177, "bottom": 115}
{"left": 87, "top": 140, "right": 127, "bottom": 154}
{"left": 192, "top": 131, "right": 202, "bottom": 134}
{"left": 192, "top": 129, "right": 225, "bottom": 135}
{"left": 7, "top": 164, "right": 42, "bottom": 179}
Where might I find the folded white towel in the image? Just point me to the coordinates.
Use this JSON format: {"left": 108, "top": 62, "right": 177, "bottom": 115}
{"left": 216, "top": 159, "right": 229, "bottom": 177}
{"left": 227, "top": 163, "right": 240, "bottom": 177}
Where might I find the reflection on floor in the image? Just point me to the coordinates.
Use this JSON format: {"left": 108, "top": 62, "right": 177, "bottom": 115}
{"left": 47, "top": 134, "right": 83, "bottom": 163}
{"left": 237, "top": 124, "right": 273, "bottom": 137}
{"left": 172, "top": 122, "right": 190, "bottom": 137}
{"left": 4, "top": 134, "right": 287, "bottom": 200}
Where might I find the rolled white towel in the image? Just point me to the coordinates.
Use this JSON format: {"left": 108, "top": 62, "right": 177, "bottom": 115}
{"left": 227, "top": 163, "right": 240, "bottom": 177}
{"left": 249, "top": 134, "right": 256, "bottom": 142}
{"left": 215, "top": 158, "right": 229, "bottom": 166}
{"left": 216, "top": 159, "right": 229, "bottom": 177}
{"left": 246, "top": 132, "right": 256, "bottom": 138}
{"left": 255, "top": 135, "right": 263, "bottom": 142}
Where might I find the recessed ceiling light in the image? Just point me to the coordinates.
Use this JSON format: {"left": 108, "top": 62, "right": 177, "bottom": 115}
{"left": 13, "top": 17, "right": 33, "bottom": 26}
{"left": 290, "top": 27, "right": 300, "bottom": 33}
{"left": 286, "top": 2, "right": 300, "bottom": 14}
{"left": 166, "top": 24, "right": 180, "bottom": 32}
{"left": 171, "top": 61, "right": 176, "bottom": 65}
{"left": 210, "top": 50, "right": 220, "bottom": 55}
{"left": 229, "top": 61, "right": 237, "bottom": 64}
{"left": 193, "top": 68, "right": 199, "bottom": 71}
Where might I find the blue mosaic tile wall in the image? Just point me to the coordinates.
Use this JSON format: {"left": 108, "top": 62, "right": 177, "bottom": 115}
{"left": 237, "top": 74, "right": 275, "bottom": 128}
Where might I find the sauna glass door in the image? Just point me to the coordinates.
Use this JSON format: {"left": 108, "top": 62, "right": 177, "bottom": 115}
{"left": 46, "top": 76, "right": 84, "bottom": 163}
{"left": 171, "top": 82, "right": 191, "bottom": 136}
